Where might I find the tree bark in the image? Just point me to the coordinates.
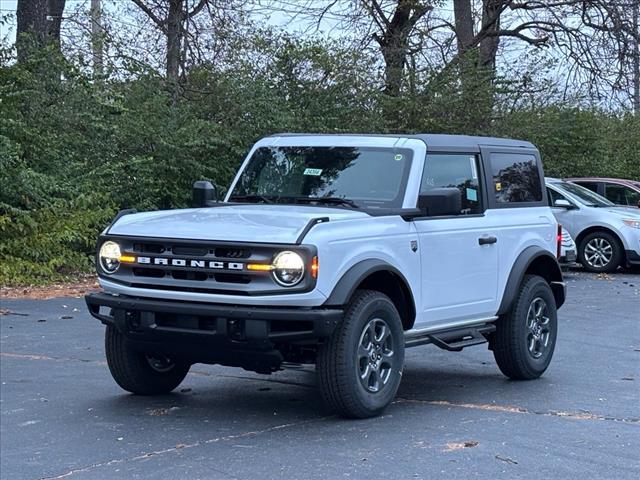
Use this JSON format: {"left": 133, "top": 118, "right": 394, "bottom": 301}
{"left": 453, "top": 0, "right": 474, "bottom": 55}
{"left": 479, "top": 0, "right": 502, "bottom": 72}
{"left": 16, "top": 0, "right": 66, "bottom": 63}
{"left": 90, "top": 0, "right": 103, "bottom": 76}
{"left": 16, "top": 0, "right": 48, "bottom": 62}
{"left": 166, "top": 0, "right": 184, "bottom": 85}
{"left": 46, "top": 0, "right": 65, "bottom": 47}
{"left": 633, "top": 1, "right": 639, "bottom": 114}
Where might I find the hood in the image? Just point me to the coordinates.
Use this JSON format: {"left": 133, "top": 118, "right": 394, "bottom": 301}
{"left": 602, "top": 206, "right": 640, "bottom": 219}
{"left": 107, "top": 204, "right": 368, "bottom": 243}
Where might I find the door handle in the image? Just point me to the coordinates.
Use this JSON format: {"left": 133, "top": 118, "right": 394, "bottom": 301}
{"left": 478, "top": 236, "right": 497, "bottom": 245}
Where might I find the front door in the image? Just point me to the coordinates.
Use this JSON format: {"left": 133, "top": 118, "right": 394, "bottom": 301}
{"left": 413, "top": 153, "right": 498, "bottom": 327}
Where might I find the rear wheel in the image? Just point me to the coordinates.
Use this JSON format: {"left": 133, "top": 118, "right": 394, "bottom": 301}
{"left": 579, "top": 231, "right": 622, "bottom": 273}
{"left": 317, "top": 290, "right": 405, "bottom": 418}
{"left": 493, "top": 275, "right": 557, "bottom": 380}
{"left": 105, "top": 325, "right": 190, "bottom": 395}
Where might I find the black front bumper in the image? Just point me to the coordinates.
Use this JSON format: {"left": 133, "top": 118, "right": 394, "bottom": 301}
{"left": 626, "top": 249, "right": 640, "bottom": 266}
{"left": 85, "top": 292, "right": 343, "bottom": 371}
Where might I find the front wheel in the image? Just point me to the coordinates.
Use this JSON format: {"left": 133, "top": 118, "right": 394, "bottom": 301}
{"left": 579, "top": 231, "right": 622, "bottom": 273}
{"left": 317, "top": 290, "right": 405, "bottom": 419}
{"left": 493, "top": 275, "right": 558, "bottom": 380}
{"left": 105, "top": 325, "right": 190, "bottom": 395}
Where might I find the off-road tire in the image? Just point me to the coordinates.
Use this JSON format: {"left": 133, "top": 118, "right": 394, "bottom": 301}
{"left": 578, "top": 230, "right": 623, "bottom": 273}
{"left": 105, "top": 325, "right": 190, "bottom": 395}
{"left": 493, "top": 275, "right": 557, "bottom": 380}
{"left": 317, "top": 290, "right": 405, "bottom": 419}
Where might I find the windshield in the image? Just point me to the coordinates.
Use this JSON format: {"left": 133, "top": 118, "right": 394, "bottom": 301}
{"left": 554, "top": 181, "right": 615, "bottom": 207}
{"left": 229, "top": 146, "right": 413, "bottom": 209}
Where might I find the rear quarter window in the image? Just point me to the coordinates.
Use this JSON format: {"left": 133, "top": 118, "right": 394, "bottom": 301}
{"left": 489, "top": 153, "right": 543, "bottom": 204}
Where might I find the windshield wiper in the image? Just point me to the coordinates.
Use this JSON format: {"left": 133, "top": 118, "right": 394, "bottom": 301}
{"left": 229, "top": 194, "right": 360, "bottom": 209}
{"left": 229, "top": 194, "right": 275, "bottom": 204}
{"left": 281, "top": 196, "right": 360, "bottom": 209}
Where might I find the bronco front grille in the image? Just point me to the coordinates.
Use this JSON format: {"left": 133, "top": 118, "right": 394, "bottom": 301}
{"left": 99, "top": 235, "right": 316, "bottom": 295}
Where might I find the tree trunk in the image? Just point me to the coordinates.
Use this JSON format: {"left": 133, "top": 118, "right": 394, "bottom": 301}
{"left": 166, "top": 0, "right": 185, "bottom": 85}
{"left": 16, "top": 0, "right": 48, "bottom": 63}
{"left": 633, "top": 1, "right": 639, "bottom": 114}
{"left": 479, "top": 0, "right": 502, "bottom": 72}
{"left": 46, "top": 0, "right": 65, "bottom": 48}
{"left": 90, "top": 0, "right": 103, "bottom": 76}
{"left": 453, "top": 0, "right": 474, "bottom": 55}
{"left": 16, "top": 0, "right": 66, "bottom": 63}
{"left": 380, "top": 42, "right": 406, "bottom": 97}
{"left": 372, "top": 0, "right": 431, "bottom": 98}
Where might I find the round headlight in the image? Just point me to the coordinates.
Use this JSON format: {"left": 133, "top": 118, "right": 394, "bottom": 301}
{"left": 99, "top": 241, "right": 121, "bottom": 274}
{"left": 272, "top": 251, "right": 305, "bottom": 286}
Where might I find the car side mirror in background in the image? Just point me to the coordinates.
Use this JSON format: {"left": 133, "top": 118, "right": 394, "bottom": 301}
{"left": 553, "top": 199, "right": 574, "bottom": 209}
{"left": 418, "top": 188, "right": 462, "bottom": 217}
{"left": 192, "top": 180, "right": 218, "bottom": 207}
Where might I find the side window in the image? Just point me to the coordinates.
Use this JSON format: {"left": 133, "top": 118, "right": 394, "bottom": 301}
{"left": 547, "top": 187, "right": 567, "bottom": 206}
{"left": 576, "top": 181, "right": 600, "bottom": 194}
{"left": 605, "top": 184, "right": 640, "bottom": 206}
{"left": 490, "top": 153, "right": 543, "bottom": 204}
{"left": 420, "top": 154, "right": 482, "bottom": 215}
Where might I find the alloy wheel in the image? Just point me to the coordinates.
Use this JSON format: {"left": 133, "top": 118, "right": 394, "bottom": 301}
{"left": 357, "top": 318, "right": 395, "bottom": 393}
{"left": 525, "top": 297, "right": 551, "bottom": 359}
{"left": 584, "top": 237, "right": 613, "bottom": 268}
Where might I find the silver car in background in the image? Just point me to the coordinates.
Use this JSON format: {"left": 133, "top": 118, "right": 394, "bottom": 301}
{"left": 546, "top": 178, "right": 640, "bottom": 273}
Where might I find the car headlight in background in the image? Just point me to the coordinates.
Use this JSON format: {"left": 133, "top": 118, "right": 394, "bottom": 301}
{"left": 271, "top": 251, "right": 305, "bottom": 286}
{"left": 622, "top": 218, "right": 640, "bottom": 229}
{"left": 99, "top": 241, "right": 121, "bottom": 274}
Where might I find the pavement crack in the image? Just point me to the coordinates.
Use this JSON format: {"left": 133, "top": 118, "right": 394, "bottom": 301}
{"left": 0, "top": 352, "right": 106, "bottom": 365}
{"left": 39, "top": 416, "right": 331, "bottom": 480}
{"left": 394, "top": 398, "right": 640, "bottom": 424}
{"left": 0, "top": 309, "right": 29, "bottom": 316}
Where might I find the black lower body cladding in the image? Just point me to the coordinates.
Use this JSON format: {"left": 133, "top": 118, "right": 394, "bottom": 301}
{"left": 85, "top": 292, "right": 343, "bottom": 373}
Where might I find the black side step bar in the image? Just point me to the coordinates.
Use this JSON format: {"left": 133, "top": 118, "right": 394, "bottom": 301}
{"left": 405, "top": 323, "right": 496, "bottom": 351}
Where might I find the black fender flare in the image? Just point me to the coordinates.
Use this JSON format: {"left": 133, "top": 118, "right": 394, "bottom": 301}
{"left": 324, "top": 259, "right": 416, "bottom": 312}
{"left": 497, "top": 246, "right": 565, "bottom": 315}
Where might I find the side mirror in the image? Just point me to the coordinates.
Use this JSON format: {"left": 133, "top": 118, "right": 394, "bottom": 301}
{"left": 418, "top": 188, "right": 462, "bottom": 217}
{"left": 192, "top": 180, "right": 218, "bottom": 208}
{"left": 553, "top": 199, "right": 574, "bottom": 209}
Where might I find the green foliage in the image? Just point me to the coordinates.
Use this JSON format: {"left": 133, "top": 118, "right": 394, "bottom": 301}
{"left": 493, "top": 108, "right": 640, "bottom": 179}
{"left": 1, "top": 36, "right": 638, "bottom": 286}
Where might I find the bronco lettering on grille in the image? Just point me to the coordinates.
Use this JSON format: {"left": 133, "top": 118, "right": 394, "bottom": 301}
{"left": 135, "top": 257, "right": 244, "bottom": 270}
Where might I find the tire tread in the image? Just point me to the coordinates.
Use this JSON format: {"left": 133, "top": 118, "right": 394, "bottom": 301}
{"left": 317, "top": 290, "right": 403, "bottom": 418}
{"left": 105, "top": 325, "right": 189, "bottom": 395}
{"left": 493, "top": 275, "right": 557, "bottom": 380}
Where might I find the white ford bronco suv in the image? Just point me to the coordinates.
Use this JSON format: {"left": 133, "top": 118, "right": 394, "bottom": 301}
{"left": 86, "top": 134, "right": 566, "bottom": 418}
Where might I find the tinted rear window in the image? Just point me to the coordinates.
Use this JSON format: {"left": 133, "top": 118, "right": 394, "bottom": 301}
{"left": 490, "top": 153, "right": 543, "bottom": 203}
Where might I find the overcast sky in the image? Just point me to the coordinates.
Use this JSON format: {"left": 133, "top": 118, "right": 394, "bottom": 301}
{"left": 0, "top": 0, "right": 334, "bottom": 45}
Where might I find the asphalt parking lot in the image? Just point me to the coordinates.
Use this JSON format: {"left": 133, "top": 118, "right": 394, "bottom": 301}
{"left": 1, "top": 270, "right": 639, "bottom": 480}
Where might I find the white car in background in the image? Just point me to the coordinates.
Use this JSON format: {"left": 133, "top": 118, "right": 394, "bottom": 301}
{"left": 546, "top": 178, "right": 640, "bottom": 273}
{"left": 559, "top": 227, "right": 577, "bottom": 267}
